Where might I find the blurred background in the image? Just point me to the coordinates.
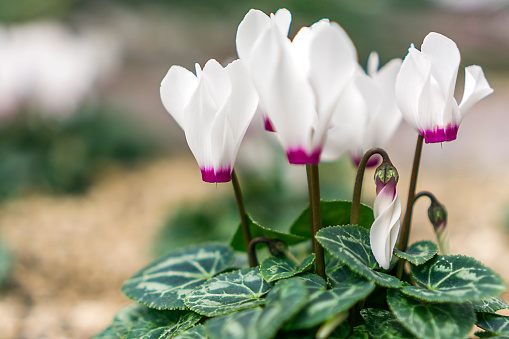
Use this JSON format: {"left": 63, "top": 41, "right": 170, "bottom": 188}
{"left": 0, "top": 0, "right": 508, "bottom": 338}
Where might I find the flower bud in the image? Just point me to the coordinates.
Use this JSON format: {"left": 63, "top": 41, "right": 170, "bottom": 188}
{"left": 370, "top": 158, "right": 401, "bottom": 270}
{"left": 427, "top": 199, "right": 451, "bottom": 254}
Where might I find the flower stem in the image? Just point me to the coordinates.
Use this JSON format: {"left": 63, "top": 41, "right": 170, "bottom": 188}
{"left": 396, "top": 134, "right": 423, "bottom": 278}
{"left": 350, "top": 148, "right": 391, "bottom": 225}
{"left": 231, "top": 169, "right": 256, "bottom": 267}
{"left": 306, "top": 164, "right": 326, "bottom": 280}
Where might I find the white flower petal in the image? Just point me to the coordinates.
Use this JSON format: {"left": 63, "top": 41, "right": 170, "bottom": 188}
{"left": 273, "top": 8, "right": 292, "bottom": 37}
{"left": 248, "top": 24, "right": 316, "bottom": 156}
{"left": 160, "top": 65, "right": 197, "bottom": 129}
{"left": 367, "top": 51, "right": 379, "bottom": 77}
{"left": 322, "top": 72, "right": 368, "bottom": 161}
{"left": 421, "top": 32, "right": 460, "bottom": 99}
{"left": 307, "top": 21, "right": 357, "bottom": 146}
{"left": 202, "top": 59, "right": 231, "bottom": 112}
{"left": 236, "top": 9, "right": 271, "bottom": 61}
{"left": 371, "top": 186, "right": 401, "bottom": 270}
{"left": 459, "top": 65, "right": 493, "bottom": 117}
{"left": 395, "top": 45, "right": 431, "bottom": 132}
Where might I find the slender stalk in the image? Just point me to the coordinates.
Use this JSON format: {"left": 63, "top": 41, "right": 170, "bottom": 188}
{"left": 231, "top": 170, "right": 256, "bottom": 267}
{"left": 306, "top": 164, "right": 326, "bottom": 280}
{"left": 414, "top": 191, "right": 437, "bottom": 204}
{"left": 248, "top": 237, "right": 271, "bottom": 267}
{"left": 396, "top": 134, "right": 423, "bottom": 279}
{"left": 350, "top": 148, "right": 391, "bottom": 225}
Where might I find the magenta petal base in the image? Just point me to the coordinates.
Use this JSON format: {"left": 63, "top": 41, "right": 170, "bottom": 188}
{"left": 200, "top": 167, "right": 232, "bottom": 183}
{"left": 287, "top": 147, "right": 321, "bottom": 165}
{"left": 421, "top": 125, "right": 458, "bottom": 143}
{"left": 264, "top": 117, "right": 276, "bottom": 132}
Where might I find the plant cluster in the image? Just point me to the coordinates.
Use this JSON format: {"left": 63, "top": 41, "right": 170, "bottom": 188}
{"left": 96, "top": 8, "right": 507, "bottom": 339}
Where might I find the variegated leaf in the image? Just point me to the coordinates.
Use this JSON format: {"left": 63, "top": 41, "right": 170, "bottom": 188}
{"left": 121, "top": 244, "right": 234, "bottom": 310}
{"left": 403, "top": 255, "right": 506, "bottom": 303}
{"left": 476, "top": 313, "right": 509, "bottom": 337}
{"left": 387, "top": 289, "right": 475, "bottom": 339}
{"left": 394, "top": 240, "right": 439, "bottom": 266}
{"left": 260, "top": 254, "right": 315, "bottom": 282}
{"left": 94, "top": 303, "right": 201, "bottom": 339}
{"left": 361, "top": 308, "right": 414, "bottom": 339}
{"left": 316, "top": 226, "right": 401, "bottom": 288}
{"left": 469, "top": 296, "right": 508, "bottom": 313}
{"left": 174, "top": 325, "right": 208, "bottom": 339}
{"left": 185, "top": 268, "right": 271, "bottom": 317}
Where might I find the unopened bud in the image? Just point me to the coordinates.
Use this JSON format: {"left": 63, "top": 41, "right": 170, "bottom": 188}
{"left": 374, "top": 160, "right": 399, "bottom": 195}
{"left": 268, "top": 239, "right": 288, "bottom": 257}
{"left": 428, "top": 200, "right": 447, "bottom": 231}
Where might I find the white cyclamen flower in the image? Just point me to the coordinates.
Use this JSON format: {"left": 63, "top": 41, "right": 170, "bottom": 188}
{"left": 395, "top": 32, "right": 493, "bottom": 143}
{"left": 160, "top": 59, "right": 258, "bottom": 183}
{"left": 370, "top": 173, "right": 401, "bottom": 270}
{"left": 236, "top": 9, "right": 357, "bottom": 164}
{"left": 322, "top": 52, "right": 402, "bottom": 166}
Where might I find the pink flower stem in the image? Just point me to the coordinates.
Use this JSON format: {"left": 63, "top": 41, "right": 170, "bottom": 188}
{"left": 396, "top": 134, "right": 424, "bottom": 279}
{"left": 350, "top": 148, "right": 391, "bottom": 225}
{"left": 231, "top": 170, "right": 256, "bottom": 267}
{"left": 306, "top": 164, "right": 326, "bottom": 280}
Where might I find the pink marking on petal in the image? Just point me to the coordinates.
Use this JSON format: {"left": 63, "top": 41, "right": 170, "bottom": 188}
{"left": 375, "top": 177, "right": 397, "bottom": 197}
{"left": 286, "top": 147, "right": 322, "bottom": 165}
{"left": 264, "top": 117, "right": 276, "bottom": 132}
{"left": 420, "top": 124, "right": 458, "bottom": 144}
{"left": 200, "top": 167, "right": 232, "bottom": 183}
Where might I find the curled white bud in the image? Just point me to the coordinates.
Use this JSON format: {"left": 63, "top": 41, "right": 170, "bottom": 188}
{"left": 370, "top": 177, "right": 401, "bottom": 270}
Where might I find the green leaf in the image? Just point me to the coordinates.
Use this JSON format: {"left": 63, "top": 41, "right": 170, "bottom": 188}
{"left": 285, "top": 275, "right": 375, "bottom": 330}
{"left": 185, "top": 268, "right": 271, "bottom": 317}
{"left": 477, "top": 313, "right": 509, "bottom": 336}
{"left": 99, "top": 303, "right": 201, "bottom": 339}
{"left": 289, "top": 200, "right": 375, "bottom": 238}
{"left": 174, "top": 325, "right": 208, "bottom": 339}
{"left": 326, "top": 257, "right": 364, "bottom": 287}
{"left": 257, "top": 278, "right": 309, "bottom": 338}
{"left": 205, "top": 307, "right": 262, "bottom": 339}
{"left": 0, "top": 240, "right": 11, "bottom": 286}
{"left": 316, "top": 225, "right": 401, "bottom": 288}
{"left": 260, "top": 254, "right": 315, "bottom": 283}
{"left": 402, "top": 255, "right": 506, "bottom": 303}
{"left": 230, "top": 215, "right": 306, "bottom": 251}
{"left": 387, "top": 289, "right": 475, "bottom": 339}
{"left": 393, "top": 240, "right": 439, "bottom": 266}
{"left": 121, "top": 244, "right": 234, "bottom": 310}
{"left": 93, "top": 326, "right": 120, "bottom": 339}
{"left": 361, "top": 308, "right": 414, "bottom": 339}
{"left": 469, "top": 296, "right": 508, "bottom": 313}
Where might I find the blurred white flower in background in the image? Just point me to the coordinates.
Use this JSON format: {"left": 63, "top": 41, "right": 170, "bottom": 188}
{"left": 0, "top": 22, "right": 121, "bottom": 119}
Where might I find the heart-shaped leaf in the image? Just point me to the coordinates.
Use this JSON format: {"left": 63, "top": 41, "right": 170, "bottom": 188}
{"left": 94, "top": 304, "right": 201, "bottom": 339}
{"left": 361, "top": 308, "right": 414, "bottom": 339}
{"left": 402, "top": 255, "right": 506, "bottom": 303}
{"left": 260, "top": 254, "right": 315, "bottom": 283}
{"left": 122, "top": 244, "right": 234, "bottom": 310}
{"left": 469, "top": 296, "right": 508, "bottom": 313}
{"left": 185, "top": 268, "right": 271, "bottom": 317}
{"left": 316, "top": 225, "right": 401, "bottom": 288}
{"left": 394, "top": 240, "right": 439, "bottom": 266}
{"left": 174, "top": 325, "right": 208, "bottom": 339}
{"left": 476, "top": 313, "right": 509, "bottom": 337}
{"left": 387, "top": 289, "right": 475, "bottom": 339}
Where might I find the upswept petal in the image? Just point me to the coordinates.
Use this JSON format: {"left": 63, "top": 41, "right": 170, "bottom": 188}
{"left": 459, "top": 65, "right": 493, "bottom": 117}
{"left": 421, "top": 32, "right": 460, "bottom": 100}
{"left": 201, "top": 59, "right": 231, "bottom": 112}
{"left": 272, "top": 8, "right": 292, "bottom": 37}
{"left": 306, "top": 20, "right": 357, "bottom": 148}
{"left": 395, "top": 45, "right": 431, "bottom": 132}
{"left": 371, "top": 183, "right": 401, "bottom": 270}
{"left": 236, "top": 8, "right": 291, "bottom": 62}
{"left": 248, "top": 23, "right": 317, "bottom": 161}
{"left": 354, "top": 70, "right": 382, "bottom": 154}
{"left": 236, "top": 9, "right": 271, "bottom": 61}
{"left": 321, "top": 71, "right": 368, "bottom": 161}
{"left": 183, "top": 70, "right": 218, "bottom": 171}
{"left": 160, "top": 65, "right": 198, "bottom": 129}
{"left": 367, "top": 51, "right": 379, "bottom": 77}
{"left": 369, "top": 58, "right": 402, "bottom": 148}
